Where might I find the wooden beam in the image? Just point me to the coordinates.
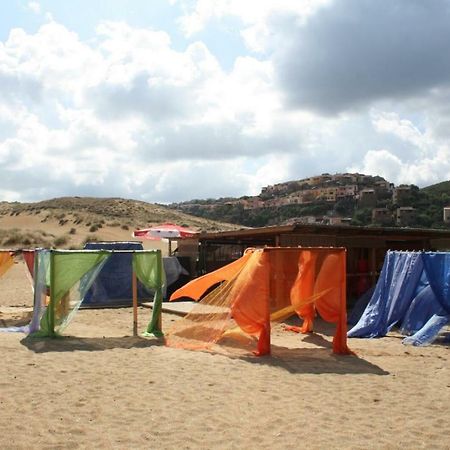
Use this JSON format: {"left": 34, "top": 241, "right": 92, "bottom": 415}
{"left": 132, "top": 270, "right": 138, "bottom": 337}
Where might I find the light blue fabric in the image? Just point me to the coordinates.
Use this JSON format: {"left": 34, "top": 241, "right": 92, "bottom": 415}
{"left": 348, "top": 251, "right": 423, "bottom": 338}
{"left": 28, "top": 249, "right": 51, "bottom": 333}
{"left": 421, "top": 252, "right": 450, "bottom": 315}
{"left": 403, "top": 314, "right": 450, "bottom": 346}
{"left": 348, "top": 251, "right": 450, "bottom": 346}
{"left": 0, "top": 249, "right": 50, "bottom": 334}
{"left": 56, "top": 256, "right": 110, "bottom": 333}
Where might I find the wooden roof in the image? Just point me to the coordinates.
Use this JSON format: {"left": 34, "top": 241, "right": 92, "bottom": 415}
{"left": 198, "top": 223, "right": 450, "bottom": 245}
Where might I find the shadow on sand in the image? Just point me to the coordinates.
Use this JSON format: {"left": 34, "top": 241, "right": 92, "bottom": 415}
{"left": 214, "top": 318, "right": 389, "bottom": 376}
{"left": 236, "top": 345, "right": 389, "bottom": 376}
{"left": 21, "top": 335, "right": 164, "bottom": 353}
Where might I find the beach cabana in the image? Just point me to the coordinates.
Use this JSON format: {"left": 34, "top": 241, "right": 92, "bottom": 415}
{"left": 348, "top": 251, "right": 450, "bottom": 345}
{"left": 83, "top": 241, "right": 188, "bottom": 305}
{"left": 83, "top": 241, "right": 156, "bottom": 306}
{"left": 28, "top": 249, "right": 164, "bottom": 338}
{"left": 166, "top": 247, "right": 352, "bottom": 356}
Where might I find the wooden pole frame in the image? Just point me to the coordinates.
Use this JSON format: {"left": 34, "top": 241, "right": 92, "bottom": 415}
{"left": 132, "top": 269, "right": 138, "bottom": 337}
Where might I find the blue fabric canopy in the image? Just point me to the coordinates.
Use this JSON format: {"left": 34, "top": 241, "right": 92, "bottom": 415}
{"left": 83, "top": 242, "right": 153, "bottom": 306}
{"left": 82, "top": 241, "right": 189, "bottom": 306}
{"left": 348, "top": 251, "right": 450, "bottom": 346}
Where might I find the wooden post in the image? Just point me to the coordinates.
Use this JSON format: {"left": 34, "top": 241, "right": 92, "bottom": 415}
{"left": 132, "top": 269, "right": 138, "bottom": 337}
{"left": 156, "top": 250, "right": 163, "bottom": 334}
{"left": 49, "top": 251, "right": 55, "bottom": 336}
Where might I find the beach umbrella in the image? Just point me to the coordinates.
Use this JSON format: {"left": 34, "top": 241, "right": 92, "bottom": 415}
{"left": 132, "top": 223, "right": 198, "bottom": 254}
{"left": 132, "top": 223, "right": 198, "bottom": 240}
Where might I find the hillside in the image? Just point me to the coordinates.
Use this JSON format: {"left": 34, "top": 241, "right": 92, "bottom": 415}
{"left": 0, "top": 197, "right": 239, "bottom": 250}
{"left": 422, "top": 180, "right": 450, "bottom": 197}
{"left": 170, "top": 173, "right": 450, "bottom": 229}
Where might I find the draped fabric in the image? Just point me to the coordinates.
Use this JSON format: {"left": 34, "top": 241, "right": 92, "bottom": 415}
{"left": 348, "top": 252, "right": 423, "bottom": 338}
{"left": 0, "top": 250, "right": 32, "bottom": 333}
{"left": 1, "top": 249, "right": 164, "bottom": 338}
{"left": 83, "top": 242, "right": 152, "bottom": 306}
{"left": 133, "top": 252, "right": 165, "bottom": 337}
{"left": 166, "top": 247, "right": 351, "bottom": 356}
{"left": 229, "top": 250, "right": 271, "bottom": 355}
{"left": 27, "top": 250, "right": 164, "bottom": 338}
{"left": 82, "top": 242, "right": 188, "bottom": 305}
{"left": 0, "top": 251, "right": 14, "bottom": 278}
{"left": 37, "top": 251, "right": 111, "bottom": 336}
{"left": 22, "top": 250, "right": 35, "bottom": 278}
{"left": 422, "top": 253, "right": 450, "bottom": 314}
{"left": 408, "top": 252, "right": 450, "bottom": 345}
{"left": 348, "top": 251, "right": 450, "bottom": 346}
{"left": 170, "top": 250, "right": 254, "bottom": 301}
{"left": 28, "top": 249, "right": 51, "bottom": 334}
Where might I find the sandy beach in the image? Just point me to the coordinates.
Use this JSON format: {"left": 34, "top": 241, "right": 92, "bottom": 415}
{"left": 1, "top": 260, "right": 449, "bottom": 450}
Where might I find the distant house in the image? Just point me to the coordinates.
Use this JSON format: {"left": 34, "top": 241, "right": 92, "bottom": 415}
{"left": 374, "top": 180, "right": 394, "bottom": 193}
{"left": 372, "top": 208, "right": 392, "bottom": 225}
{"left": 358, "top": 189, "right": 377, "bottom": 208}
{"left": 393, "top": 185, "right": 412, "bottom": 205}
{"left": 444, "top": 207, "right": 450, "bottom": 223}
{"left": 336, "top": 185, "right": 358, "bottom": 198}
{"left": 396, "top": 207, "right": 416, "bottom": 226}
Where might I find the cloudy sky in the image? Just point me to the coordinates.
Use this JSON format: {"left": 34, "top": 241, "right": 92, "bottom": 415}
{"left": 1, "top": 0, "right": 450, "bottom": 203}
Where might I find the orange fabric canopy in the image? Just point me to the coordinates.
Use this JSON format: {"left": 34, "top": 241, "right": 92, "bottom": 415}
{"left": 0, "top": 251, "right": 15, "bottom": 278}
{"left": 167, "top": 247, "right": 352, "bottom": 356}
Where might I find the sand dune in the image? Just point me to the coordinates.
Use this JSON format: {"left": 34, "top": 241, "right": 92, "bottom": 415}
{"left": 0, "top": 261, "right": 449, "bottom": 449}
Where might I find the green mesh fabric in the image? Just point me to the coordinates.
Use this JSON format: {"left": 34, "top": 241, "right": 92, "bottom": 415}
{"left": 39, "top": 251, "right": 110, "bottom": 337}
{"left": 31, "top": 250, "right": 164, "bottom": 338}
{"left": 133, "top": 251, "right": 164, "bottom": 337}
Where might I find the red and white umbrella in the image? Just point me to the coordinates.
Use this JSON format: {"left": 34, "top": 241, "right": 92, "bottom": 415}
{"left": 132, "top": 223, "right": 198, "bottom": 240}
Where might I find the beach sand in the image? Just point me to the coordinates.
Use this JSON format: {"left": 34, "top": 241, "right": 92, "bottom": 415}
{"left": 1, "top": 260, "right": 449, "bottom": 449}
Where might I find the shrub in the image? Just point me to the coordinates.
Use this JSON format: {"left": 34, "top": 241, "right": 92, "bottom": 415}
{"left": 121, "top": 224, "right": 129, "bottom": 230}
{"left": 82, "top": 235, "right": 99, "bottom": 245}
{"left": 3, "top": 233, "right": 21, "bottom": 246}
{"left": 89, "top": 225, "right": 99, "bottom": 232}
{"left": 69, "top": 228, "right": 76, "bottom": 235}
{"left": 54, "top": 236, "right": 68, "bottom": 247}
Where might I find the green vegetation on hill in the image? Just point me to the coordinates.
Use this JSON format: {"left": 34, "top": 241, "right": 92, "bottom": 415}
{"left": 170, "top": 175, "right": 450, "bottom": 229}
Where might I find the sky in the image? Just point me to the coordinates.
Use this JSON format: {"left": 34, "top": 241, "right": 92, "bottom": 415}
{"left": 1, "top": 0, "right": 450, "bottom": 203}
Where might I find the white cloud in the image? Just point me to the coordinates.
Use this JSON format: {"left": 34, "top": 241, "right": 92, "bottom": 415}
{"left": 0, "top": 20, "right": 308, "bottom": 202}
{"left": 1, "top": 7, "right": 450, "bottom": 204}
{"left": 176, "top": 0, "right": 330, "bottom": 41}
{"left": 350, "top": 146, "right": 450, "bottom": 188}
{"left": 349, "top": 149, "right": 403, "bottom": 183}
{"left": 26, "top": 1, "right": 41, "bottom": 14}
{"left": 372, "top": 112, "right": 426, "bottom": 149}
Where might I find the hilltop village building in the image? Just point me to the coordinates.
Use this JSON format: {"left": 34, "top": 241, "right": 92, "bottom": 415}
{"left": 240, "top": 173, "right": 395, "bottom": 211}
{"left": 444, "top": 207, "right": 450, "bottom": 223}
{"left": 172, "top": 172, "right": 450, "bottom": 229}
